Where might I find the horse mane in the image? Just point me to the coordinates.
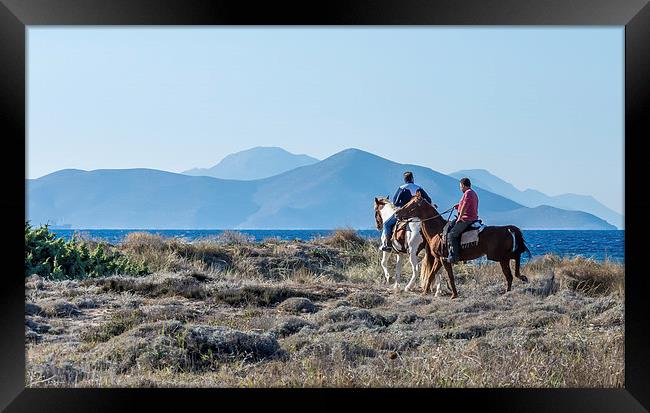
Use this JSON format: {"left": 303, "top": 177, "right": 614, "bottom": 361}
{"left": 379, "top": 202, "right": 397, "bottom": 222}
{"left": 402, "top": 194, "right": 446, "bottom": 225}
{"left": 421, "top": 198, "right": 439, "bottom": 215}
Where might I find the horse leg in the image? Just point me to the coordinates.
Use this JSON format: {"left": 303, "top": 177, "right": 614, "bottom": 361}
{"left": 419, "top": 243, "right": 432, "bottom": 291}
{"left": 404, "top": 236, "right": 421, "bottom": 292}
{"left": 441, "top": 260, "right": 458, "bottom": 299}
{"left": 433, "top": 258, "right": 445, "bottom": 297}
{"left": 499, "top": 259, "right": 514, "bottom": 293}
{"left": 514, "top": 254, "right": 528, "bottom": 283}
{"left": 380, "top": 251, "right": 391, "bottom": 284}
{"left": 419, "top": 254, "right": 428, "bottom": 291}
{"left": 404, "top": 253, "right": 419, "bottom": 292}
{"left": 425, "top": 257, "right": 444, "bottom": 297}
{"left": 393, "top": 253, "right": 403, "bottom": 290}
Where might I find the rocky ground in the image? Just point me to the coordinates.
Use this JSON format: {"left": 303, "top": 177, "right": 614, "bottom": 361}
{"left": 25, "top": 232, "right": 624, "bottom": 387}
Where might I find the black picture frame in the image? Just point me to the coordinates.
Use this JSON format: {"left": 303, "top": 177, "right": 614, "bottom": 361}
{"left": 2, "top": 0, "right": 648, "bottom": 411}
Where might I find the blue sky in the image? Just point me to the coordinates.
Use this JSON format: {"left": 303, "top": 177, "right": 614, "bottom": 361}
{"left": 27, "top": 27, "right": 623, "bottom": 213}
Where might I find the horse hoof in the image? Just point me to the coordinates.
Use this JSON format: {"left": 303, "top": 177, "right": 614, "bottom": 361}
{"left": 450, "top": 294, "right": 458, "bottom": 300}
{"left": 521, "top": 276, "right": 529, "bottom": 283}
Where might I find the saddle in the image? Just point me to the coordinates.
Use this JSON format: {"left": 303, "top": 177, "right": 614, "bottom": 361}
{"left": 390, "top": 220, "right": 411, "bottom": 253}
{"left": 442, "top": 219, "right": 486, "bottom": 250}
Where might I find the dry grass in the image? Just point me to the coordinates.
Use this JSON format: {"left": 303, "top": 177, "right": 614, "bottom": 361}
{"left": 25, "top": 234, "right": 624, "bottom": 388}
{"left": 316, "top": 228, "right": 368, "bottom": 249}
{"left": 555, "top": 257, "right": 624, "bottom": 296}
{"left": 118, "top": 232, "right": 232, "bottom": 274}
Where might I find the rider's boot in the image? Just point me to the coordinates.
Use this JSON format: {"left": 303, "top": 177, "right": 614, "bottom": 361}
{"left": 444, "top": 238, "right": 461, "bottom": 263}
{"left": 379, "top": 236, "right": 393, "bottom": 252}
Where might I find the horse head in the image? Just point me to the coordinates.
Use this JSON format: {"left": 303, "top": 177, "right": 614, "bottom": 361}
{"left": 374, "top": 196, "right": 391, "bottom": 230}
{"left": 395, "top": 191, "right": 431, "bottom": 221}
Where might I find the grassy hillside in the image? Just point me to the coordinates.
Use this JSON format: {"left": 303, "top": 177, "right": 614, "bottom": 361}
{"left": 25, "top": 228, "right": 624, "bottom": 387}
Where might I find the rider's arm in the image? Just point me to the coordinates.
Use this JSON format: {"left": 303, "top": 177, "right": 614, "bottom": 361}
{"left": 456, "top": 205, "right": 466, "bottom": 222}
{"left": 456, "top": 192, "right": 467, "bottom": 221}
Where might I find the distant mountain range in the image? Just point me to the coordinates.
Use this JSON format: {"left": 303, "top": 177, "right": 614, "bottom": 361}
{"left": 27, "top": 148, "right": 617, "bottom": 230}
{"left": 183, "top": 147, "right": 319, "bottom": 180}
{"left": 450, "top": 169, "right": 623, "bottom": 229}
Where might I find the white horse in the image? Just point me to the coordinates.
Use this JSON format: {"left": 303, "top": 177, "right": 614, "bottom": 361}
{"left": 374, "top": 197, "right": 444, "bottom": 294}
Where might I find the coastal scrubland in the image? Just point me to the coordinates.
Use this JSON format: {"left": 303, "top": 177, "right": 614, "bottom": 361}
{"left": 25, "top": 227, "right": 624, "bottom": 387}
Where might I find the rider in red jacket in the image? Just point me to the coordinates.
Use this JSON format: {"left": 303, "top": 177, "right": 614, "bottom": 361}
{"left": 444, "top": 177, "right": 479, "bottom": 263}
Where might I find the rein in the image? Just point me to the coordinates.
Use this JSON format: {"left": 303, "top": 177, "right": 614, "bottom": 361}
{"left": 397, "top": 206, "right": 455, "bottom": 224}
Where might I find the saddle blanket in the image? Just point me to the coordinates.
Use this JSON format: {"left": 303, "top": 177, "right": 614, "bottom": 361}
{"left": 459, "top": 222, "right": 486, "bottom": 248}
{"left": 460, "top": 229, "right": 480, "bottom": 248}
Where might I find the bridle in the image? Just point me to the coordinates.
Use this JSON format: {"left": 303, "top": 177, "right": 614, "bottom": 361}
{"left": 396, "top": 204, "right": 455, "bottom": 224}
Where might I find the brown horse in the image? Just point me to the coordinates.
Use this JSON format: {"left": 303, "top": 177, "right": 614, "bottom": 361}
{"left": 394, "top": 192, "right": 530, "bottom": 298}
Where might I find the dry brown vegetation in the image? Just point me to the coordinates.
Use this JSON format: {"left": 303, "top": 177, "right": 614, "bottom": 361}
{"left": 25, "top": 230, "right": 624, "bottom": 388}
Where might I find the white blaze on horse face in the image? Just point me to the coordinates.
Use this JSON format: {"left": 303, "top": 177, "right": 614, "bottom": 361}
{"left": 379, "top": 203, "right": 397, "bottom": 223}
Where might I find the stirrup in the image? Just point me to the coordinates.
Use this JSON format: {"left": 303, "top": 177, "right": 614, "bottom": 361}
{"left": 444, "top": 254, "right": 459, "bottom": 263}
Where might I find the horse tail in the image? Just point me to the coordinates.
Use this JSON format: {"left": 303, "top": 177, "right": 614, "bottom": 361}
{"left": 419, "top": 243, "right": 432, "bottom": 290}
{"left": 513, "top": 226, "right": 532, "bottom": 259}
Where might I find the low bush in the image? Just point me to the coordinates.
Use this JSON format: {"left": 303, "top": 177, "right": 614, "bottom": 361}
{"left": 80, "top": 309, "right": 145, "bottom": 343}
{"left": 118, "top": 232, "right": 231, "bottom": 273}
{"left": 516, "top": 254, "right": 624, "bottom": 296}
{"left": 214, "top": 231, "right": 254, "bottom": 245}
{"left": 555, "top": 257, "right": 624, "bottom": 296}
{"left": 318, "top": 228, "right": 367, "bottom": 249}
{"left": 25, "top": 222, "right": 148, "bottom": 280}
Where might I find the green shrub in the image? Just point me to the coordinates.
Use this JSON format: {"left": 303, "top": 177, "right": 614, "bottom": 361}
{"left": 25, "top": 222, "right": 149, "bottom": 280}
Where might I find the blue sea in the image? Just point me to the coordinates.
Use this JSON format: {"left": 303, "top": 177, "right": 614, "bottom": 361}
{"left": 49, "top": 229, "right": 625, "bottom": 263}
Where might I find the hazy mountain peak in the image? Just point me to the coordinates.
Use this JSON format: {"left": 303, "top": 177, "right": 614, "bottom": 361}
{"left": 183, "top": 146, "right": 319, "bottom": 181}
{"left": 325, "top": 148, "right": 397, "bottom": 165}
{"left": 454, "top": 168, "right": 492, "bottom": 176}
{"left": 228, "top": 146, "right": 305, "bottom": 156}
{"left": 330, "top": 147, "right": 374, "bottom": 158}
{"left": 36, "top": 168, "right": 87, "bottom": 180}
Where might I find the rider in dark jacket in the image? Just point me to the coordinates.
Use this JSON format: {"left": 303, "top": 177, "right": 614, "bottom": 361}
{"left": 380, "top": 171, "right": 432, "bottom": 251}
